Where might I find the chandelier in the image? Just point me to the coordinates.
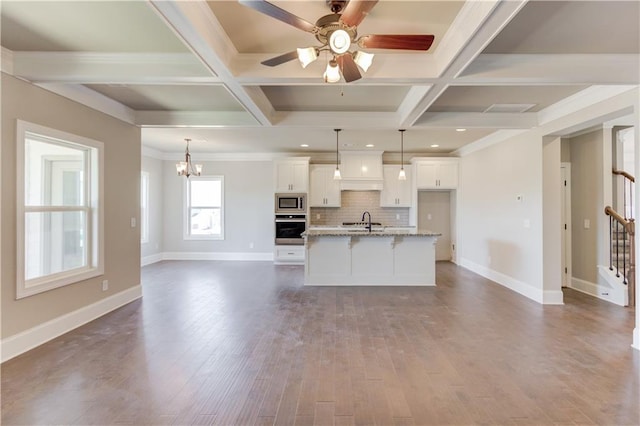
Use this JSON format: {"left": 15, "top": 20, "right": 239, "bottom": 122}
{"left": 175, "top": 138, "right": 202, "bottom": 178}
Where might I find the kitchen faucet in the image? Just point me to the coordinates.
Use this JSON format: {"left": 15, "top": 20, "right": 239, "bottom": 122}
{"left": 361, "top": 211, "right": 372, "bottom": 232}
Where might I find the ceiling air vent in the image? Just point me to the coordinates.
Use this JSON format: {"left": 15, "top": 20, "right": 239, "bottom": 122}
{"left": 484, "top": 103, "right": 536, "bottom": 113}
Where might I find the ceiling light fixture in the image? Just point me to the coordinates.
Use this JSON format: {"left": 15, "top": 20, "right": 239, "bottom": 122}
{"left": 329, "top": 29, "right": 351, "bottom": 54}
{"left": 456, "top": 128, "right": 466, "bottom": 132}
{"left": 430, "top": 144, "right": 439, "bottom": 148}
{"left": 296, "top": 47, "right": 318, "bottom": 68}
{"left": 240, "top": 0, "right": 435, "bottom": 84}
{"left": 176, "top": 138, "right": 202, "bottom": 178}
{"left": 365, "top": 144, "right": 374, "bottom": 148}
{"left": 324, "top": 59, "right": 341, "bottom": 83}
{"left": 300, "top": 144, "right": 309, "bottom": 147}
{"left": 398, "top": 129, "right": 407, "bottom": 181}
{"left": 333, "top": 129, "right": 342, "bottom": 180}
{"left": 353, "top": 51, "right": 374, "bottom": 72}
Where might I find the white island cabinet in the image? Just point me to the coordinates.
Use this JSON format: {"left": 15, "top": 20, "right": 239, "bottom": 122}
{"left": 302, "top": 229, "right": 440, "bottom": 286}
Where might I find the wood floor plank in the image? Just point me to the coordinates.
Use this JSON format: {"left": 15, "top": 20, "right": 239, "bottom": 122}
{"left": 1, "top": 261, "right": 637, "bottom": 425}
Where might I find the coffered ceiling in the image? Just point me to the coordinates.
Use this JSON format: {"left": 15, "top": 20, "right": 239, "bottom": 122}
{"left": 2, "top": 1, "right": 639, "bottom": 155}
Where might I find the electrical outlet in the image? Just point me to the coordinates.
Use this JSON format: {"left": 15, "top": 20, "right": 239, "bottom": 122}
{"left": 524, "top": 219, "right": 531, "bottom": 228}
{"left": 130, "top": 217, "right": 136, "bottom": 228}
{"left": 249, "top": 242, "right": 254, "bottom": 249}
{"left": 102, "top": 280, "right": 109, "bottom": 291}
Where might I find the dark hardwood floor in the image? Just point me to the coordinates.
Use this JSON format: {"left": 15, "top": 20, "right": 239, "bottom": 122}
{"left": 1, "top": 261, "right": 638, "bottom": 425}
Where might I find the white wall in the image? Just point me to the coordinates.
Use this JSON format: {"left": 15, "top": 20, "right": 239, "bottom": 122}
{"left": 162, "top": 160, "right": 275, "bottom": 258}
{"left": 459, "top": 132, "right": 545, "bottom": 302}
{"left": 458, "top": 87, "right": 639, "bottom": 307}
{"left": 141, "top": 154, "right": 164, "bottom": 263}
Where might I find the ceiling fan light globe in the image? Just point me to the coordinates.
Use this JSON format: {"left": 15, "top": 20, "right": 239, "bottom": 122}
{"left": 324, "top": 60, "right": 341, "bottom": 83}
{"left": 353, "top": 51, "right": 374, "bottom": 72}
{"left": 329, "top": 29, "right": 351, "bottom": 54}
{"left": 296, "top": 47, "right": 318, "bottom": 68}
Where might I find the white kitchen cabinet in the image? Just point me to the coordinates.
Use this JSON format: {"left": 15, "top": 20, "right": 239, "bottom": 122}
{"left": 309, "top": 165, "right": 341, "bottom": 207}
{"left": 274, "top": 245, "right": 305, "bottom": 264}
{"left": 275, "top": 158, "right": 309, "bottom": 192}
{"left": 414, "top": 159, "right": 459, "bottom": 189}
{"left": 339, "top": 151, "right": 383, "bottom": 180}
{"left": 381, "top": 165, "right": 412, "bottom": 207}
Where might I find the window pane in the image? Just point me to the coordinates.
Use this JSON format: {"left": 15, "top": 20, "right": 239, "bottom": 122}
{"left": 25, "top": 137, "right": 85, "bottom": 206}
{"left": 190, "top": 208, "right": 221, "bottom": 235}
{"left": 190, "top": 180, "right": 221, "bottom": 207}
{"left": 25, "top": 211, "right": 87, "bottom": 281}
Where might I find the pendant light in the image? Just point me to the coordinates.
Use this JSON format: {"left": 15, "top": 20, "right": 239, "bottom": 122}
{"left": 333, "top": 129, "right": 342, "bottom": 180}
{"left": 398, "top": 129, "right": 407, "bottom": 180}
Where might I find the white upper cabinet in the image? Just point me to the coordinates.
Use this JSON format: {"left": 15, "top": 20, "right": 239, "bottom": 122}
{"left": 275, "top": 158, "right": 309, "bottom": 193}
{"left": 381, "top": 165, "right": 412, "bottom": 207}
{"left": 309, "top": 165, "right": 341, "bottom": 207}
{"left": 413, "top": 159, "right": 459, "bottom": 189}
{"left": 339, "top": 151, "right": 383, "bottom": 180}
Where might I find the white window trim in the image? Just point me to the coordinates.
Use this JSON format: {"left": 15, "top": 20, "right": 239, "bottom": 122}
{"left": 16, "top": 120, "right": 104, "bottom": 299}
{"left": 183, "top": 175, "right": 224, "bottom": 241}
{"left": 141, "top": 171, "right": 149, "bottom": 244}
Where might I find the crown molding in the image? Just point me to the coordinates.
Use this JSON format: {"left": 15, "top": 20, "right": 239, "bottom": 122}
{"left": 142, "top": 146, "right": 165, "bottom": 160}
{"left": 11, "top": 51, "right": 215, "bottom": 84}
{"left": 1, "top": 47, "right": 14, "bottom": 75}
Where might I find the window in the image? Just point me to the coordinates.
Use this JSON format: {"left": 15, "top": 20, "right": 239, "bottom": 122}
{"left": 184, "top": 176, "right": 224, "bottom": 240}
{"left": 141, "top": 172, "right": 149, "bottom": 244}
{"left": 17, "top": 120, "right": 103, "bottom": 299}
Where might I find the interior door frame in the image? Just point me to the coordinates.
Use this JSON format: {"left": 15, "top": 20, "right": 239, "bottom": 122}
{"left": 561, "top": 162, "right": 572, "bottom": 287}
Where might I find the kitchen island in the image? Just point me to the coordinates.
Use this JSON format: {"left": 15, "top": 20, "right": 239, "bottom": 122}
{"left": 302, "top": 228, "right": 441, "bottom": 286}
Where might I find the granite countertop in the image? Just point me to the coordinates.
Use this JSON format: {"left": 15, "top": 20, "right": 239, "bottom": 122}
{"left": 303, "top": 228, "right": 441, "bottom": 237}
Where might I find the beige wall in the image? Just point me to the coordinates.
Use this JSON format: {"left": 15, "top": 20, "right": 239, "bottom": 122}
{"left": 569, "top": 129, "right": 604, "bottom": 284}
{"left": 1, "top": 73, "right": 141, "bottom": 338}
{"left": 141, "top": 155, "right": 164, "bottom": 259}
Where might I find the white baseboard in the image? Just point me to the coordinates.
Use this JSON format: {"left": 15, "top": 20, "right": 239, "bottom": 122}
{"left": 570, "top": 270, "right": 627, "bottom": 306}
{"left": 162, "top": 251, "right": 274, "bottom": 261}
{"left": 1, "top": 285, "right": 142, "bottom": 363}
{"left": 459, "top": 258, "right": 563, "bottom": 304}
{"left": 633, "top": 327, "right": 639, "bottom": 351}
{"left": 141, "top": 253, "right": 163, "bottom": 266}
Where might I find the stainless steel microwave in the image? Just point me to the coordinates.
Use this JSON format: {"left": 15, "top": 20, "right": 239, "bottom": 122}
{"left": 275, "top": 193, "right": 306, "bottom": 213}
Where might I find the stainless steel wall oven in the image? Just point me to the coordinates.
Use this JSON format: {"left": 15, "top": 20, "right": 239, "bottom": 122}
{"left": 275, "top": 214, "right": 306, "bottom": 245}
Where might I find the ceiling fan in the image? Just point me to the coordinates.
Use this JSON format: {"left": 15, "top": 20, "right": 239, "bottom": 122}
{"left": 239, "top": 0, "right": 435, "bottom": 83}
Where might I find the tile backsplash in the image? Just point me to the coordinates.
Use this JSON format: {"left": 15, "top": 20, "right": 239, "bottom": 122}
{"left": 310, "top": 191, "right": 410, "bottom": 226}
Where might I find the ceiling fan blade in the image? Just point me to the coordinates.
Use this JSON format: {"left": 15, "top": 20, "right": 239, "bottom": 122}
{"left": 239, "top": 0, "right": 317, "bottom": 33}
{"left": 261, "top": 51, "right": 299, "bottom": 67}
{"left": 338, "top": 54, "right": 362, "bottom": 83}
{"left": 359, "top": 34, "right": 435, "bottom": 50}
{"left": 340, "top": 0, "right": 379, "bottom": 27}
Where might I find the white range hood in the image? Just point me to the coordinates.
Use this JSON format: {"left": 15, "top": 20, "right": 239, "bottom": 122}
{"left": 339, "top": 151, "right": 384, "bottom": 191}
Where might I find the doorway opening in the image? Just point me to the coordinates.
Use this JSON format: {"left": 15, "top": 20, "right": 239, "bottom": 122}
{"left": 418, "top": 191, "right": 452, "bottom": 261}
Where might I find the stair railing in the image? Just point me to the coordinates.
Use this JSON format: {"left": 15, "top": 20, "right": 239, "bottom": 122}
{"left": 612, "top": 169, "right": 634, "bottom": 220}
{"left": 605, "top": 206, "right": 635, "bottom": 306}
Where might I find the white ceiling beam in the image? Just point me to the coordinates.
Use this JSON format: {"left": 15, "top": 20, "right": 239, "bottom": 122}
{"left": 36, "top": 83, "right": 137, "bottom": 124}
{"left": 148, "top": 0, "right": 275, "bottom": 126}
{"left": 400, "top": 0, "right": 530, "bottom": 128}
{"left": 136, "top": 111, "right": 259, "bottom": 127}
{"left": 414, "top": 112, "right": 538, "bottom": 128}
{"left": 11, "top": 52, "right": 216, "bottom": 84}
{"left": 270, "top": 111, "right": 398, "bottom": 128}
{"left": 459, "top": 54, "right": 640, "bottom": 85}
